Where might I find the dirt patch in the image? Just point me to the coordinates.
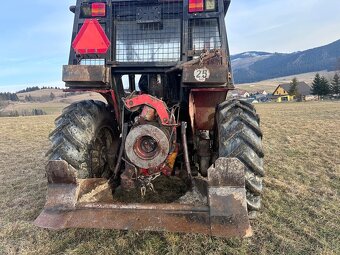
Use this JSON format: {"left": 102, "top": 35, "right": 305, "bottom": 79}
{"left": 178, "top": 186, "right": 207, "bottom": 205}
{"left": 78, "top": 181, "right": 114, "bottom": 204}
{"left": 113, "top": 175, "right": 188, "bottom": 203}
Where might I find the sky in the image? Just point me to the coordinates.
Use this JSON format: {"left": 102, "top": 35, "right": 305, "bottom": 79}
{"left": 0, "top": 0, "right": 340, "bottom": 92}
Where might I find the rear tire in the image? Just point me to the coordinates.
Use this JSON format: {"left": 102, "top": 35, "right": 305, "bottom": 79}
{"left": 47, "top": 100, "right": 119, "bottom": 178}
{"left": 216, "top": 99, "right": 264, "bottom": 213}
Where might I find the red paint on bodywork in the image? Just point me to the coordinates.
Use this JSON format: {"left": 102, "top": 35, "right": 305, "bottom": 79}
{"left": 189, "top": 88, "right": 228, "bottom": 131}
{"left": 124, "top": 94, "right": 171, "bottom": 125}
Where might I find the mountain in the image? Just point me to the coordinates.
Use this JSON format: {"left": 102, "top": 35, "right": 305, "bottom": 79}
{"left": 231, "top": 39, "right": 340, "bottom": 84}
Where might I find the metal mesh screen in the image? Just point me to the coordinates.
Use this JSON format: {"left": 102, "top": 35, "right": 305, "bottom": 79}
{"left": 113, "top": 1, "right": 182, "bottom": 63}
{"left": 189, "top": 18, "right": 221, "bottom": 51}
{"left": 80, "top": 59, "right": 105, "bottom": 65}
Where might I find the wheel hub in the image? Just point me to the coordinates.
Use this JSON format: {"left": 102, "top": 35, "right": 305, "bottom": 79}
{"left": 125, "top": 124, "right": 170, "bottom": 169}
{"left": 135, "top": 136, "right": 159, "bottom": 160}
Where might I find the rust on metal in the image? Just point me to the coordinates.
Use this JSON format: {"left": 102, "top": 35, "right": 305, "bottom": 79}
{"left": 35, "top": 158, "right": 252, "bottom": 238}
{"left": 125, "top": 124, "right": 170, "bottom": 169}
{"left": 46, "top": 160, "right": 77, "bottom": 184}
{"left": 120, "top": 166, "right": 137, "bottom": 190}
{"left": 124, "top": 94, "right": 171, "bottom": 125}
{"left": 189, "top": 88, "right": 228, "bottom": 130}
{"left": 62, "top": 65, "right": 110, "bottom": 84}
{"left": 181, "top": 122, "right": 194, "bottom": 186}
{"left": 208, "top": 157, "right": 246, "bottom": 187}
{"left": 207, "top": 158, "right": 252, "bottom": 237}
{"left": 180, "top": 50, "right": 233, "bottom": 86}
{"left": 182, "top": 65, "right": 229, "bottom": 86}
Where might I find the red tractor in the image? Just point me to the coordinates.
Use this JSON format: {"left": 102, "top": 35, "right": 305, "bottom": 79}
{"left": 35, "top": 0, "right": 264, "bottom": 237}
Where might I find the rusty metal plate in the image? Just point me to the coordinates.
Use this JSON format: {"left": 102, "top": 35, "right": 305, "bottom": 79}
{"left": 62, "top": 65, "right": 110, "bottom": 84}
{"left": 35, "top": 205, "right": 211, "bottom": 235}
{"left": 189, "top": 88, "right": 228, "bottom": 130}
{"left": 35, "top": 159, "right": 252, "bottom": 238}
{"left": 208, "top": 158, "right": 245, "bottom": 187}
{"left": 208, "top": 157, "right": 252, "bottom": 237}
{"left": 182, "top": 65, "right": 228, "bottom": 86}
{"left": 209, "top": 187, "right": 252, "bottom": 237}
{"left": 136, "top": 5, "right": 162, "bottom": 24}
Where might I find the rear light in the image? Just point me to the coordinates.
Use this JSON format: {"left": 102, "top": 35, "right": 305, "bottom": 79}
{"left": 189, "top": 0, "right": 216, "bottom": 13}
{"left": 189, "top": 0, "right": 204, "bottom": 13}
{"left": 91, "top": 3, "right": 106, "bottom": 17}
{"left": 80, "top": 3, "right": 106, "bottom": 18}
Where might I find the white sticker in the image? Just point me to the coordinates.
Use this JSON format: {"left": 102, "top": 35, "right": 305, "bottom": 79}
{"left": 194, "top": 67, "right": 210, "bottom": 82}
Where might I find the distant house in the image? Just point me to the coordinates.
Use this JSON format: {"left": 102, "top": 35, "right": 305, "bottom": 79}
{"left": 257, "top": 90, "right": 268, "bottom": 95}
{"left": 230, "top": 89, "right": 250, "bottom": 99}
{"left": 272, "top": 82, "right": 312, "bottom": 102}
{"left": 239, "top": 90, "right": 250, "bottom": 98}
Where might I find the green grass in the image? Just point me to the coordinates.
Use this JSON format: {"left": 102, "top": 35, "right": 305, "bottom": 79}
{"left": 0, "top": 102, "right": 339, "bottom": 254}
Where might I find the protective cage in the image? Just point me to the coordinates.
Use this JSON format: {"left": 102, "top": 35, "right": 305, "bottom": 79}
{"left": 68, "top": 0, "right": 231, "bottom": 68}
{"left": 189, "top": 18, "right": 222, "bottom": 51}
{"left": 113, "top": 1, "right": 183, "bottom": 63}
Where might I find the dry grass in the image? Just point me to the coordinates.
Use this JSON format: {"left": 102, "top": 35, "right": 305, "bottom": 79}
{"left": 16, "top": 89, "right": 66, "bottom": 100}
{"left": 2, "top": 102, "right": 68, "bottom": 115}
{"left": 3, "top": 92, "right": 105, "bottom": 115}
{"left": 0, "top": 101, "right": 339, "bottom": 255}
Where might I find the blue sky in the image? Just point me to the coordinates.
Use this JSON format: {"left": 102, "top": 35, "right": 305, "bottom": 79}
{"left": 0, "top": 0, "right": 340, "bottom": 92}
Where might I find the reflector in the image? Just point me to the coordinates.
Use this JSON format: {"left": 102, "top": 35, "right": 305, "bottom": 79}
{"left": 189, "top": 0, "right": 204, "bottom": 13}
{"left": 92, "top": 3, "right": 106, "bottom": 17}
{"left": 72, "top": 19, "right": 110, "bottom": 54}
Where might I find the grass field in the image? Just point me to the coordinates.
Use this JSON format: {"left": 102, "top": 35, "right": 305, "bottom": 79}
{"left": 0, "top": 101, "right": 339, "bottom": 255}
{"left": 2, "top": 92, "right": 105, "bottom": 115}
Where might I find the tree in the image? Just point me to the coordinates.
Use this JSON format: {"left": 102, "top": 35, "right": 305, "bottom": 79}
{"left": 0, "top": 92, "right": 19, "bottom": 101}
{"left": 312, "top": 74, "right": 330, "bottom": 98}
{"left": 312, "top": 73, "right": 322, "bottom": 97}
{"left": 289, "top": 77, "right": 299, "bottom": 97}
{"left": 17, "top": 86, "right": 40, "bottom": 93}
{"left": 320, "top": 76, "right": 331, "bottom": 96}
{"left": 9, "top": 93, "right": 19, "bottom": 101}
{"left": 331, "top": 73, "right": 340, "bottom": 95}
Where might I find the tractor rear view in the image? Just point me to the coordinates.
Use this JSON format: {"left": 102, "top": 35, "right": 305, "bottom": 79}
{"left": 35, "top": 0, "right": 264, "bottom": 237}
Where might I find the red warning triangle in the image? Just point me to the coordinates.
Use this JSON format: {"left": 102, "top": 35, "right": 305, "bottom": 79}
{"left": 72, "top": 19, "right": 110, "bottom": 54}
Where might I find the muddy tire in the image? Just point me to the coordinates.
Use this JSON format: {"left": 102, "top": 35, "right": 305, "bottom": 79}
{"left": 47, "top": 100, "right": 119, "bottom": 178}
{"left": 216, "top": 99, "right": 264, "bottom": 213}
